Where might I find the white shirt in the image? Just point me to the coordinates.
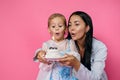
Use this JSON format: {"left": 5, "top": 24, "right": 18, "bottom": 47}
{"left": 74, "top": 38, "right": 108, "bottom": 80}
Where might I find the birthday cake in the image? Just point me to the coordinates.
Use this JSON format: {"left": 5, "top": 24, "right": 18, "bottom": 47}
{"left": 45, "top": 47, "right": 62, "bottom": 59}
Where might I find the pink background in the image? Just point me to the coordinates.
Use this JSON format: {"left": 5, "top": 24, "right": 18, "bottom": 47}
{"left": 0, "top": 0, "right": 120, "bottom": 80}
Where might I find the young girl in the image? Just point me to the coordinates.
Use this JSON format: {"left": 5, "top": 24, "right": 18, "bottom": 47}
{"left": 34, "top": 13, "right": 80, "bottom": 80}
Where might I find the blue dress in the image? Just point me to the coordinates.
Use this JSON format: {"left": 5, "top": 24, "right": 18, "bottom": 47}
{"left": 49, "top": 40, "right": 78, "bottom": 80}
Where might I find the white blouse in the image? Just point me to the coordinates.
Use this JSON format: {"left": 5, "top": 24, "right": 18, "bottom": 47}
{"left": 74, "top": 38, "right": 108, "bottom": 80}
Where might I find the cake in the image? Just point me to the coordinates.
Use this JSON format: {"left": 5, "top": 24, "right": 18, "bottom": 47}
{"left": 45, "top": 47, "right": 62, "bottom": 59}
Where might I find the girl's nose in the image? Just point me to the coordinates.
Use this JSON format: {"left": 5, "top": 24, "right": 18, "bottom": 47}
{"left": 55, "top": 27, "right": 59, "bottom": 30}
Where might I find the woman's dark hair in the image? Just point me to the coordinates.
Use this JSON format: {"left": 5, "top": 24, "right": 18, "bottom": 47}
{"left": 67, "top": 11, "right": 93, "bottom": 70}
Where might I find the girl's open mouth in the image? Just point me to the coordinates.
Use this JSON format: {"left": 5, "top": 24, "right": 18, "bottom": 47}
{"left": 55, "top": 33, "right": 60, "bottom": 36}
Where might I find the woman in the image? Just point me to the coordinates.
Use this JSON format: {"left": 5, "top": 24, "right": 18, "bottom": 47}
{"left": 59, "top": 11, "right": 108, "bottom": 80}
{"left": 34, "top": 11, "right": 108, "bottom": 80}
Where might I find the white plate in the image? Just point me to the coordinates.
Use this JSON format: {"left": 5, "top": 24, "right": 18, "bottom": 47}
{"left": 45, "top": 57, "right": 63, "bottom": 61}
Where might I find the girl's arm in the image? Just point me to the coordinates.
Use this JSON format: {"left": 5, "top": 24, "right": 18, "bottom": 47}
{"left": 33, "top": 48, "right": 42, "bottom": 62}
{"left": 33, "top": 42, "right": 54, "bottom": 71}
{"left": 33, "top": 42, "right": 48, "bottom": 62}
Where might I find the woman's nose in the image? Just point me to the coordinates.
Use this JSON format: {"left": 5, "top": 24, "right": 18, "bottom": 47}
{"left": 69, "top": 26, "right": 74, "bottom": 31}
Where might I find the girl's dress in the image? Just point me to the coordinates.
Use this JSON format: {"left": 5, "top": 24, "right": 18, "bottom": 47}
{"left": 49, "top": 40, "right": 78, "bottom": 80}
{"left": 35, "top": 39, "right": 80, "bottom": 80}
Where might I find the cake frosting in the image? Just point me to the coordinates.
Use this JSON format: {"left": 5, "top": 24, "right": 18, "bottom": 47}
{"left": 45, "top": 47, "right": 62, "bottom": 58}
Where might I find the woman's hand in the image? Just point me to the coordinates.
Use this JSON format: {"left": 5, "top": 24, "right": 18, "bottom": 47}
{"left": 59, "top": 54, "right": 80, "bottom": 71}
{"left": 37, "top": 50, "right": 50, "bottom": 64}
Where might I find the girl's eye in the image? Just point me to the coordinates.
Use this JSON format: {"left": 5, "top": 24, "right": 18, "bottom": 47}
{"left": 52, "top": 26, "right": 55, "bottom": 28}
{"left": 59, "top": 25, "right": 62, "bottom": 27}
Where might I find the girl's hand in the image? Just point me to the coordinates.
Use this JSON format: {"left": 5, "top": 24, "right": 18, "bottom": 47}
{"left": 37, "top": 50, "right": 50, "bottom": 64}
{"left": 59, "top": 54, "right": 80, "bottom": 71}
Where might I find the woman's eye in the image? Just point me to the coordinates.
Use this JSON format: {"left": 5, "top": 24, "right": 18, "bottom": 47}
{"left": 75, "top": 24, "right": 79, "bottom": 26}
{"left": 68, "top": 24, "right": 71, "bottom": 27}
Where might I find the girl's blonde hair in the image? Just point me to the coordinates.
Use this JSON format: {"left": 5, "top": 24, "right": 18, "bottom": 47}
{"left": 48, "top": 13, "right": 67, "bottom": 27}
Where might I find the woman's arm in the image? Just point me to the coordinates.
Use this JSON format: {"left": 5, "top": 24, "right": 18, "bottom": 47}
{"left": 75, "top": 44, "right": 107, "bottom": 80}
{"left": 69, "top": 40, "right": 80, "bottom": 61}
{"left": 59, "top": 42, "right": 107, "bottom": 80}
